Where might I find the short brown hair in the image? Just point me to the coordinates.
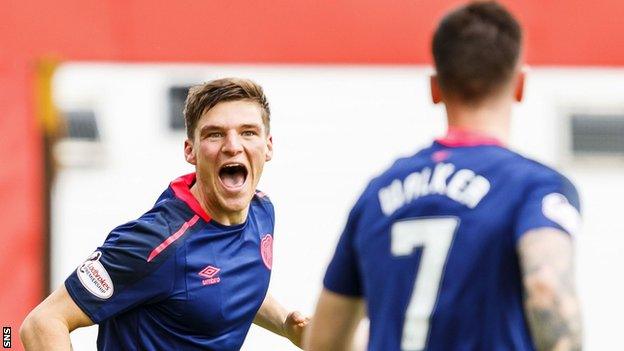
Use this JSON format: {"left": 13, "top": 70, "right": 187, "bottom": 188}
{"left": 183, "top": 78, "right": 271, "bottom": 139}
{"left": 432, "top": 1, "right": 522, "bottom": 103}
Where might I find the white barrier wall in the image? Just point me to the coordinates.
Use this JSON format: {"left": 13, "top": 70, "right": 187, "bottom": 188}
{"left": 52, "top": 64, "right": 624, "bottom": 350}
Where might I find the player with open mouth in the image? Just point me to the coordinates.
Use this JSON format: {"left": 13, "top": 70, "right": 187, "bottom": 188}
{"left": 219, "top": 163, "right": 248, "bottom": 191}
{"left": 21, "top": 78, "right": 309, "bottom": 351}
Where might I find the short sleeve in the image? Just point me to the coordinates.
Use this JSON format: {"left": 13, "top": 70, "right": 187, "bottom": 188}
{"left": 323, "top": 203, "right": 363, "bottom": 297}
{"left": 514, "top": 171, "right": 582, "bottom": 242}
{"left": 65, "top": 214, "right": 182, "bottom": 323}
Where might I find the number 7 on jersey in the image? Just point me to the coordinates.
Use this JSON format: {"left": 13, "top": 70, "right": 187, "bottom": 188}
{"left": 391, "top": 217, "right": 459, "bottom": 351}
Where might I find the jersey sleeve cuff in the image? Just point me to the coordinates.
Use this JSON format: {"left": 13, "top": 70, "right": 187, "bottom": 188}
{"left": 322, "top": 278, "right": 362, "bottom": 297}
{"left": 64, "top": 279, "right": 101, "bottom": 324}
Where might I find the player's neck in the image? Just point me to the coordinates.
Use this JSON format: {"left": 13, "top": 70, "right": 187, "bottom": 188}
{"left": 444, "top": 99, "right": 512, "bottom": 145}
{"left": 190, "top": 181, "right": 249, "bottom": 226}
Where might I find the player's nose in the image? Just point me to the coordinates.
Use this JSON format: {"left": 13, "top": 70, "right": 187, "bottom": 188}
{"left": 221, "top": 131, "right": 243, "bottom": 155}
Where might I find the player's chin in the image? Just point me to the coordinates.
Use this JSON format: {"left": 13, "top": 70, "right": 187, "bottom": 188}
{"left": 220, "top": 192, "right": 254, "bottom": 212}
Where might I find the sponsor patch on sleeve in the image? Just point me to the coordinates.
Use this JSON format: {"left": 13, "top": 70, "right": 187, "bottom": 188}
{"left": 542, "top": 193, "right": 582, "bottom": 236}
{"left": 76, "top": 251, "right": 114, "bottom": 299}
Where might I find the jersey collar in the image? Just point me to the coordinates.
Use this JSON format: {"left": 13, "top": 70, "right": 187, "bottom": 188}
{"left": 170, "top": 173, "right": 212, "bottom": 222}
{"left": 435, "top": 127, "right": 503, "bottom": 147}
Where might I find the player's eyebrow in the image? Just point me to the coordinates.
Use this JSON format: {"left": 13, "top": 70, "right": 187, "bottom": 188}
{"left": 199, "top": 124, "right": 224, "bottom": 136}
{"left": 239, "top": 123, "right": 262, "bottom": 131}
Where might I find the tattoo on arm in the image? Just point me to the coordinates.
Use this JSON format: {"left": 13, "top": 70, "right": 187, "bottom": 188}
{"left": 518, "top": 229, "right": 582, "bottom": 351}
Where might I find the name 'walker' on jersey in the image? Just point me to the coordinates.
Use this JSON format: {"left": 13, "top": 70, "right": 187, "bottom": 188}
{"left": 324, "top": 133, "right": 581, "bottom": 351}
{"left": 65, "top": 173, "right": 275, "bottom": 351}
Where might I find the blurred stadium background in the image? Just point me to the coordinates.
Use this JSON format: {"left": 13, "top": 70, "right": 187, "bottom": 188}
{"left": 2, "top": 1, "right": 624, "bottom": 350}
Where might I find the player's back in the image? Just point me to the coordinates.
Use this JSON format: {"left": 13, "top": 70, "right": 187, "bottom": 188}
{"left": 324, "top": 135, "right": 580, "bottom": 351}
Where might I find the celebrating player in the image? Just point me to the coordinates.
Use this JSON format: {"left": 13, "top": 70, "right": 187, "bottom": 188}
{"left": 20, "top": 78, "right": 309, "bottom": 350}
{"left": 306, "top": 2, "right": 583, "bottom": 350}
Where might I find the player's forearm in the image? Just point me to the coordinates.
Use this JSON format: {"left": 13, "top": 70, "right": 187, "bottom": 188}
{"left": 20, "top": 286, "right": 93, "bottom": 350}
{"left": 524, "top": 294, "right": 582, "bottom": 351}
{"left": 523, "top": 264, "right": 583, "bottom": 351}
{"left": 20, "top": 313, "right": 73, "bottom": 351}
{"left": 519, "top": 229, "right": 583, "bottom": 351}
{"left": 306, "top": 289, "right": 365, "bottom": 351}
{"left": 253, "top": 293, "right": 289, "bottom": 337}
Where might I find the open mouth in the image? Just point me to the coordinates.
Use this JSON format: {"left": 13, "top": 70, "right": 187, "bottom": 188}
{"left": 218, "top": 163, "right": 248, "bottom": 190}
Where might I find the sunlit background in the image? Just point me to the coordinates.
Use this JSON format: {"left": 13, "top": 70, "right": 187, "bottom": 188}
{"left": 2, "top": 1, "right": 624, "bottom": 350}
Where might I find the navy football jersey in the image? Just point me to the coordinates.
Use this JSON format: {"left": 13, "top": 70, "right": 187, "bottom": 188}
{"left": 65, "top": 173, "right": 275, "bottom": 350}
{"left": 324, "top": 130, "right": 581, "bottom": 351}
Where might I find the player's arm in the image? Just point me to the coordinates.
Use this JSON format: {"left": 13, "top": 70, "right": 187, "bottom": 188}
{"left": 253, "top": 293, "right": 309, "bottom": 348}
{"left": 20, "top": 285, "right": 94, "bottom": 351}
{"left": 305, "top": 288, "right": 365, "bottom": 351}
{"left": 518, "top": 228, "right": 582, "bottom": 351}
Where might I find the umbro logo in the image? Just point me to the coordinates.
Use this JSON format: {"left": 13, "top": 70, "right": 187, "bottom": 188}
{"left": 199, "top": 265, "right": 221, "bottom": 286}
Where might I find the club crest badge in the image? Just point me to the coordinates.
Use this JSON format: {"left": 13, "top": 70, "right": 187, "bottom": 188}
{"left": 260, "top": 234, "right": 273, "bottom": 270}
{"left": 77, "top": 251, "right": 114, "bottom": 299}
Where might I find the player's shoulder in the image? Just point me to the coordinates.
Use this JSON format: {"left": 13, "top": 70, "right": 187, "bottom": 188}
{"left": 254, "top": 189, "right": 272, "bottom": 203}
{"left": 501, "top": 150, "right": 574, "bottom": 187}
{"left": 252, "top": 189, "right": 275, "bottom": 214}
{"left": 351, "top": 150, "right": 423, "bottom": 211}
{"left": 102, "top": 183, "right": 201, "bottom": 263}
{"left": 248, "top": 190, "right": 275, "bottom": 233}
{"left": 496, "top": 150, "right": 580, "bottom": 208}
{"left": 363, "top": 146, "right": 436, "bottom": 191}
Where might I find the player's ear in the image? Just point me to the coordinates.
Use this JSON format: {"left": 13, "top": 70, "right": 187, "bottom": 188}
{"left": 514, "top": 69, "right": 525, "bottom": 103}
{"left": 184, "top": 138, "right": 197, "bottom": 165}
{"left": 265, "top": 135, "right": 273, "bottom": 162}
{"left": 430, "top": 75, "right": 442, "bottom": 104}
